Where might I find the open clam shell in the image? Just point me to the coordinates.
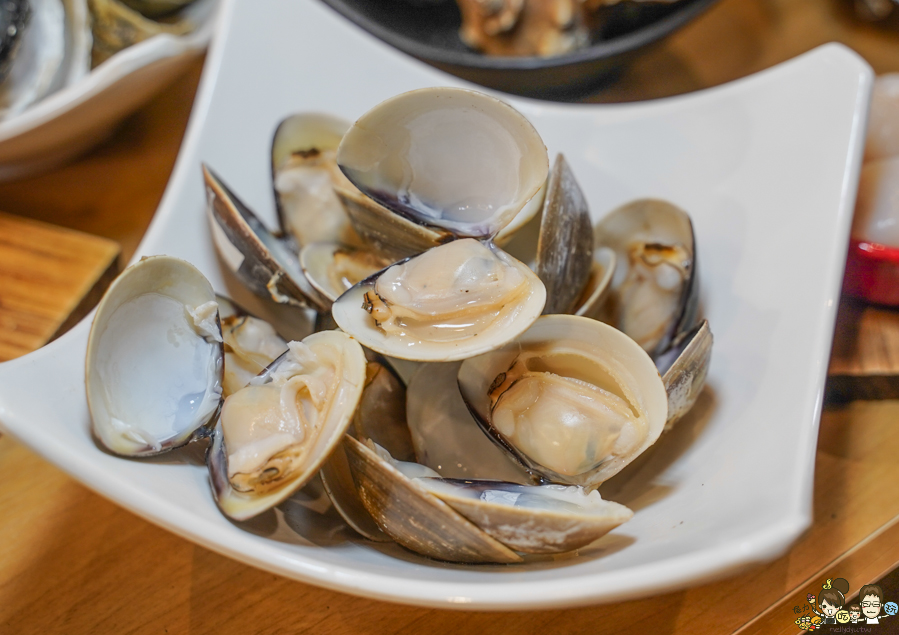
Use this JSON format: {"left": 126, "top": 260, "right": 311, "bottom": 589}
{"left": 415, "top": 479, "right": 633, "bottom": 554}
{"left": 406, "top": 361, "right": 530, "bottom": 482}
{"left": 574, "top": 246, "right": 616, "bottom": 318}
{"left": 331, "top": 238, "right": 546, "bottom": 362}
{"left": 594, "top": 198, "right": 698, "bottom": 358}
{"left": 336, "top": 87, "right": 548, "bottom": 239}
{"left": 207, "top": 331, "right": 367, "bottom": 521}
{"left": 535, "top": 153, "right": 593, "bottom": 315}
{"left": 299, "top": 241, "right": 392, "bottom": 303}
{"left": 657, "top": 319, "right": 713, "bottom": 430}
{"left": 203, "top": 164, "right": 330, "bottom": 313}
{"left": 343, "top": 435, "right": 523, "bottom": 563}
{"left": 271, "top": 113, "right": 359, "bottom": 248}
{"left": 458, "top": 314, "right": 668, "bottom": 489}
{"left": 85, "top": 256, "right": 224, "bottom": 457}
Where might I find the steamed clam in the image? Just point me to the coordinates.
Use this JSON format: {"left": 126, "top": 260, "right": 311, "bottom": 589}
{"left": 85, "top": 256, "right": 224, "bottom": 456}
{"left": 333, "top": 237, "right": 546, "bottom": 362}
{"left": 459, "top": 314, "right": 669, "bottom": 489}
{"left": 595, "top": 198, "right": 698, "bottom": 358}
{"left": 204, "top": 164, "right": 330, "bottom": 313}
{"left": 208, "top": 331, "right": 367, "bottom": 520}
{"left": 344, "top": 435, "right": 634, "bottom": 561}
{"left": 335, "top": 87, "right": 549, "bottom": 239}
{"left": 332, "top": 87, "right": 551, "bottom": 362}
{"left": 271, "top": 113, "right": 359, "bottom": 249}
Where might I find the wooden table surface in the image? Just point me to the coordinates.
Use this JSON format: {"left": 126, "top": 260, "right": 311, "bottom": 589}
{"left": 3, "top": 1, "right": 899, "bottom": 633}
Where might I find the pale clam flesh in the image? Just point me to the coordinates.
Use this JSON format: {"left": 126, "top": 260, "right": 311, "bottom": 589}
{"left": 208, "top": 331, "right": 367, "bottom": 521}
{"left": 458, "top": 314, "right": 668, "bottom": 489}
{"left": 594, "top": 198, "right": 698, "bottom": 358}
{"left": 332, "top": 238, "right": 546, "bottom": 362}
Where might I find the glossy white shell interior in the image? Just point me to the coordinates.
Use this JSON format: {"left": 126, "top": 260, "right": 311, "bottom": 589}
{"left": 336, "top": 87, "right": 548, "bottom": 238}
{"left": 85, "top": 256, "right": 222, "bottom": 456}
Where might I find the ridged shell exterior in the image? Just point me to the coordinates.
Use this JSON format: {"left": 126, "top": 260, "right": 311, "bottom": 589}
{"left": 416, "top": 479, "right": 633, "bottom": 554}
{"left": 536, "top": 154, "right": 593, "bottom": 315}
{"left": 343, "top": 435, "right": 522, "bottom": 564}
{"left": 203, "top": 165, "right": 330, "bottom": 313}
{"left": 659, "top": 319, "right": 713, "bottom": 430}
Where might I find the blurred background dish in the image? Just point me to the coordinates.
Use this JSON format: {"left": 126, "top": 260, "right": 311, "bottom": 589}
{"left": 0, "top": 0, "right": 218, "bottom": 180}
{"left": 319, "top": 0, "right": 718, "bottom": 99}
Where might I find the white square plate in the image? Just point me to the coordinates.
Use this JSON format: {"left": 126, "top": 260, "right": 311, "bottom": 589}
{"left": 0, "top": 0, "right": 872, "bottom": 610}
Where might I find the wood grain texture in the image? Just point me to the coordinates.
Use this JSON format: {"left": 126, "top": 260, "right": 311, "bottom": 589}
{"left": 827, "top": 299, "right": 899, "bottom": 402}
{"left": 0, "top": 212, "right": 119, "bottom": 361}
{"left": 3, "top": 1, "right": 899, "bottom": 633}
{"left": 832, "top": 302, "right": 899, "bottom": 375}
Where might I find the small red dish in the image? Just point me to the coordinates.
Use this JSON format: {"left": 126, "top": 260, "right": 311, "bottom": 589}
{"left": 843, "top": 238, "right": 899, "bottom": 305}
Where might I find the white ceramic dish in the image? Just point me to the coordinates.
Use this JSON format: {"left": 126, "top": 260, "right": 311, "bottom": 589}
{"left": 0, "top": 0, "right": 219, "bottom": 180}
{"left": 0, "top": 0, "right": 871, "bottom": 610}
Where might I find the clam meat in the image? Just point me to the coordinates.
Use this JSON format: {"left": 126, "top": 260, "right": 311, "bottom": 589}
{"left": 208, "top": 330, "right": 366, "bottom": 520}
{"left": 271, "top": 113, "right": 360, "bottom": 248}
{"left": 459, "top": 314, "right": 668, "bottom": 489}
{"left": 219, "top": 304, "right": 288, "bottom": 398}
{"left": 332, "top": 238, "right": 546, "bottom": 361}
{"left": 595, "top": 198, "right": 698, "bottom": 358}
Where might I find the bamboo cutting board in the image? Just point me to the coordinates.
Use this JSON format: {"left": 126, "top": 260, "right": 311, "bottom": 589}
{"left": 827, "top": 297, "right": 899, "bottom": 402}
{"left": 0, "top": 211, "right": 120, "bottom": 362}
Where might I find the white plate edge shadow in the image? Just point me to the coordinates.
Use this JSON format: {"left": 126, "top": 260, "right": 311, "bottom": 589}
{"left": 0, "top": 0, "right": 873, "bottom": 610}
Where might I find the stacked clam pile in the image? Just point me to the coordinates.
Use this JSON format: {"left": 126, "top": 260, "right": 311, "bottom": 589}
{"left": 86, "top": 87, "right": 712, "bottom": 564}
{"left": 0, "top": 0, "right": 209, "bottom": 121}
